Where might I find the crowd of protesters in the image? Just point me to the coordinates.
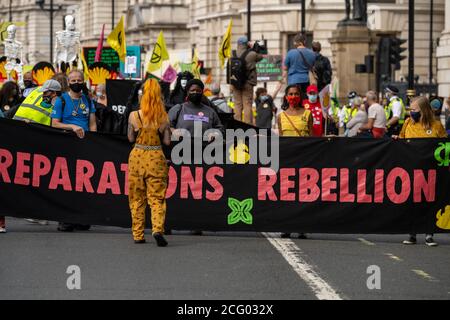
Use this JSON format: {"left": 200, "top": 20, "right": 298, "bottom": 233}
{"left": 0, "top": 31, "right": 449, "bottom": 246}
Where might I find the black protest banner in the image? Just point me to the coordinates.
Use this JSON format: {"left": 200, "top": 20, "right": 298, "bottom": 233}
{"left": 106, "top": 79, "right": 138, "bottom": 114}
{"left": 0, "top": 118, "right": 449, "bottom": 234}
{"left": 102, "top": 79, "right": 139, "bottom": 135}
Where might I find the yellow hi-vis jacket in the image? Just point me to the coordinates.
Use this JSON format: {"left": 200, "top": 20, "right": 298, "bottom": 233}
{"left": 385, "top": 97, "right": 406, "bottom": 125}
{"left": 344, "top": 106, "right": 358, "bottom": 124}
{"left": 13, "top": 87, "right": 53, "bottom": 126}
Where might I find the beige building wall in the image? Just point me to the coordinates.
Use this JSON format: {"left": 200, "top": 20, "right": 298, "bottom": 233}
{"left": 78, "top": 0, "right": 190, "bottom": 59}
{"left": 125, "top": 0, "right": 190, "bottom": 52}
{"left": 1, "top": 0, "right": 447, "bottom": 95}
{"left": 78, "top": 0, "right": 128, "bottom": 47}
{"left": 190, "top": 0, "right": 445, "bottom": 92}
{"left": 437, "top": 0, "right": 450, "bottom": 97}
{"left": 0, "top": 0, "right": 81, "bottom": 65}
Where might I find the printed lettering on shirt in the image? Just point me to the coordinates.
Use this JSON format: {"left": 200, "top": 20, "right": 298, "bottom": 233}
{"left": 183, "top": 114, "right": 210, "bottom": 123}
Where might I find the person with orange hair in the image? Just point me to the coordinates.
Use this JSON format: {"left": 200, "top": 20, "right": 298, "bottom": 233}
{"left": 127, "top": 78, "right": 172, "bottom": 247}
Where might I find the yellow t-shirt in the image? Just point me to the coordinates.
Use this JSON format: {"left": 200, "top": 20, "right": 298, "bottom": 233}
{"left": 399, "top": 118, "right": 448, "bottom": 139}
{"left": 280, "top": 110, "right": 312, "bottom": 137}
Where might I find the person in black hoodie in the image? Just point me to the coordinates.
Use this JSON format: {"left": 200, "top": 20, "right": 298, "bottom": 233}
{"left": 169, "top": 71, "right": 194, "bottom": 108}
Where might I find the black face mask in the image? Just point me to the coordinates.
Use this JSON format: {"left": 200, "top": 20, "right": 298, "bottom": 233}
{"left": 24, "top": 80, "right": 33, "bottom": 88}
{"left": 188, "top": 93, "right": 203, "bottom": 104}
{"left": 70, "top": 83, "right": 84, "bottom": 93}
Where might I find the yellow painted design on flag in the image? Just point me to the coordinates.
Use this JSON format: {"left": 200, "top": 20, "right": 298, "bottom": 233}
{"left": 147, "top": 31, "right": 170, "bottom": 73}
{"left": 219, "top": 19, "right": 233, "bottom": 69}
{"left": 106, "top": 16, "right": 126, "bottom": 62}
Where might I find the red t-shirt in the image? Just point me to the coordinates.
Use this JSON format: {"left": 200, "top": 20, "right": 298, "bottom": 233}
{"left": 303, "top": 100, "right": 324, "bottom": 137}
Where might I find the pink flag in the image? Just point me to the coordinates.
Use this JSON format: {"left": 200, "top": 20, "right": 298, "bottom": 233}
{"left": 95, "top": 24, "right": 106, "bottom": 63}
{"left": 162, "top": 65, "right": 178, "bottom": 83}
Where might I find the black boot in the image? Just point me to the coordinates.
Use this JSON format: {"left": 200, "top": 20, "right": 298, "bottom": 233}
{"left": 58, "top": 222, "right": 74, "bottom": 232}
{"left": 153, "top": 233, "right": 168, "bottom": 247}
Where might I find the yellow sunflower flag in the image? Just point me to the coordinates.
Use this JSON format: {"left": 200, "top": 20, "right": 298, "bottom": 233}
{"left": 107, "top": 16, "right": 127, "bottom": 62}
{"left": 219, "top": 19, "right": 233, "bottom": 69}
{"left": 146, "top": 31, "right": 170, "bottom": 73}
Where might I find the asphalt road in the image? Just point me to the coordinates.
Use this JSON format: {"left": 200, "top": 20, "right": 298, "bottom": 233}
{"left": 1, "top": 218, "right": 449, "bottom": 300}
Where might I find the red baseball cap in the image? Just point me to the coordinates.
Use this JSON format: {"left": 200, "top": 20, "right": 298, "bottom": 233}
{"left": 307, "top": 85, "right": 318, "bottom": 94}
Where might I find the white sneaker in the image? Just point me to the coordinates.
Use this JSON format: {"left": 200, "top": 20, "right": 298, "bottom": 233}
{"left": 0, "top": 227, "right": 6, "bottom": 233}
{"left": 425, "top": 237, "right": 438, "bottom": 247}
{"left": 26, "top": 219, "right": 49, "bottom": 225}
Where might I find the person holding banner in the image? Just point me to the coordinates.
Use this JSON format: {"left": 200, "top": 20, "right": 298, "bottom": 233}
{"left": 51, "top": 70, "right": 97, "bottom": 139}
{"left": 51, "top": 70, "right": 97, "bottom": 233}
{"left": 169, "top": 79, "right": 224, "bottom": 138}
{"left": 277, "top": 84, "right": 312, "bottom": 239}
{"left": 13, "top": 80, "right": 62, "bottom": 126}
{"left": 127, "top": 79, "right": 171, "bottom": 247}
{"left": 277, "top": 85, "right": 313, "bottom": 138}
{"left": 395, "top": 96, "right": 448, "bottom": 247}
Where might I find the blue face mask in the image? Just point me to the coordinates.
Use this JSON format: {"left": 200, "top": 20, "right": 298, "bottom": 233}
{"left": 308, "top": 95, "right": 318, "bottom": 103}
{"left": 410, "top": 111, "right": 421, "bottom": 123}
{"left": 260, "top": 95, "right": 270, "bottom": 102}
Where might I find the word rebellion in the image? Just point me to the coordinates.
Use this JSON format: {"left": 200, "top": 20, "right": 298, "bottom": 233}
{"left": 0, "top": 149, "right": 436, "bottom": 205}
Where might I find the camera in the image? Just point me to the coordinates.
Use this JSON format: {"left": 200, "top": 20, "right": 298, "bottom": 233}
{"left": 252, "top": 40, "right": 268, "bottom": 55}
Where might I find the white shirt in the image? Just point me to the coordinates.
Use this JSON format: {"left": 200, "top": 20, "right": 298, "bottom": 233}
{"left": 368, "top": 103, "right": 387, "bottom": 129}
{"left": 390, "top": 96, "right": 403, "bottom": 118}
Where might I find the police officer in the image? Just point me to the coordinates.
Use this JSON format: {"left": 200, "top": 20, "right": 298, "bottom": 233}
{"left": 384, "top": 85, "right": 406, "bottom": 136}
{"left": 14, "top": 80, "right": 62, "bottom": 126}
{"left": 13, "top": 79, "right": 61, "bottom": 227}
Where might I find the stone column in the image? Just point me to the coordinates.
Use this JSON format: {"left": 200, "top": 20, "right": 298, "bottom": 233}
{"left": 437, "top": 0, "right": 450, "bottom": 97}
{"left": 330, "top": 23, "right": 376, "bottom": 101}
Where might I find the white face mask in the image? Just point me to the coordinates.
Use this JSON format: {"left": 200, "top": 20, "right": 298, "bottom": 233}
{"left": 181, "top": 80, "right": 188, "bottom": 89}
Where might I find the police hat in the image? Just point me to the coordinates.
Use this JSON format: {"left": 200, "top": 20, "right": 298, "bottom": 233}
{"left": 348, "top": 91, "right": 358, "bottom": 99}
{"left": 385, "top": 85, "right": 399, "bottom": 94}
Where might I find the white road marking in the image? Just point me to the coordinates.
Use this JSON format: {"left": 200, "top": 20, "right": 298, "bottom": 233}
{"left": 412, "top": 270, "right": 439, "bottom": 282}
{"left": 358, "top": 238, "right": 376, "bottom": 246}
{"left": 263, "top": 233, "right": 343, "bottom": 301}
{"left": 383, "top": 253, "right": 403, "bottom": 262}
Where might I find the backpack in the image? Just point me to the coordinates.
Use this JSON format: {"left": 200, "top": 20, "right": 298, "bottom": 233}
{"left": 227, "top": 49, "right": 251, "bottom": 90}
{"left": 314, "top": 54, "right": 332, "bottom": 86}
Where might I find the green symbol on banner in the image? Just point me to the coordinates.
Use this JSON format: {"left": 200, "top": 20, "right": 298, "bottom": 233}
{"left": 228, "top": 198, "right": 254, "bottom": 225}
{"left": 434, "top": 142, "right": 450, "bottom": 167}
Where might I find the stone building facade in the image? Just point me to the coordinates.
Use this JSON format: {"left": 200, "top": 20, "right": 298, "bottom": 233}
{"left": 1, "top": 0, "right": 449, "bottom": 96}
